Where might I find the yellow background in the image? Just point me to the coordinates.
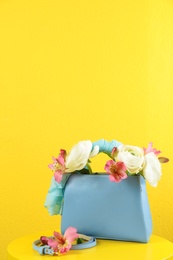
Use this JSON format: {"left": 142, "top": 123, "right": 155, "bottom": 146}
{"left": 0, "top": 0, "right": 173, "bottom": 259}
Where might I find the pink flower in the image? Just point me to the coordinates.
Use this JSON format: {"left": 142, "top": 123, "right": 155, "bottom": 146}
{"left": 48, "top": 141, "right": 99, "bottom": 183}
{"left": 48, "top": 149, "right": 67, "bottom": 183}
{"left": 40, "top": 227, "right": 78, "bottom": 255}
{"left": 143, "top": 142, "right": 161, "bottom": 156}
{"left": 104, "top": 160, "right": 128, "bottom": 183}
{"left": 111, "top": 147, "right": 118, "bottom": 158}
{"left": 54, "top": 227, "right": 78, "bottom": 254}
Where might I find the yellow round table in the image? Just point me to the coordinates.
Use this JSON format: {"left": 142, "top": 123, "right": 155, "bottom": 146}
{"left": 7, "top": 231, "right": 173, "bottom": 260}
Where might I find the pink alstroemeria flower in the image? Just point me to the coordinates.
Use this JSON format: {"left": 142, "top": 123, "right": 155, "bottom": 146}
{"left": 111, "top": 147, "right": 118, "bottom": 158}
{"left": 48, "top": 149, "right": 67, "bottom": 183}
{"left": 40, "top": 227, "right": 78, "bottom": 255}
{"left": 104, "top": 160, "right": 127, "bottom": 183}
{"left": 143, "top": 142, "right": 161, "bottom": 156}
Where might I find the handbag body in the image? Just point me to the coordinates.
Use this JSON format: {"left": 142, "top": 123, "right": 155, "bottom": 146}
{"left": 61, "top": 173, "right": 152, "bottom": 243}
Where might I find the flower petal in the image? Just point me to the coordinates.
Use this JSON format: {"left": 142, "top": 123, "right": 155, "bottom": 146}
{"left": 64, "top": 227, "right": 78, "bottom": 243}
{"left": 89, "top": 145, "right": 99, "bottom": 158}
{"left": 57, "top": 149, "right": 66, "bottom": 165}
{"left": 104, "top": 160, "right": 114, "bottom": 174}
{"left": 48, "top": 238, "right": 58, "bottom": 249}
{"left": 143, "top": 142, "right": 161, "bottom": 156}
{"left": 40, "top": 236, "right": 49, "bottom": 245}
{"left": 58, "top": 243, "right": 71, "bottom": 254}
{"left": 111, "top": 147, "right": 118, "bottom": 158}
{"left": 66, "top": 141, "right": 92, "bottom": 172}
{"left": 105, "top": 160, "right": 127, "bottom": 183}
{"left": 143, "top": 153, "right": 162, "bottom": 187}
{"left": 54, "top": 171, "right": 63, "bottom": 183}
{"left": 53, "top": 231, "right": 65, "bottom": 244}
{"left": 117, "top": 144, "right": 144, "bottom": 174}
{"left": 158, "top": 157, "right": 169, "bottom": 163}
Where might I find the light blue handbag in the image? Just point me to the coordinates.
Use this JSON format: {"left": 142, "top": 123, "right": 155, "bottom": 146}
{"left": 61, "top": 173, "right": 152, "bottom": 243}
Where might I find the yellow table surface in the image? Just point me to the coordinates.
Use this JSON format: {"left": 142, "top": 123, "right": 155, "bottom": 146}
{"left": 7, "top": 231, "right": 173, "bottom": 260}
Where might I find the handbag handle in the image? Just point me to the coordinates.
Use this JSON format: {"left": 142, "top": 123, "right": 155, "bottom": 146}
{"left": 92, "top": 139, "right": 122, "bottom": 155}
{"left": 71, "top": 234, "right": 97, "bottom": 250}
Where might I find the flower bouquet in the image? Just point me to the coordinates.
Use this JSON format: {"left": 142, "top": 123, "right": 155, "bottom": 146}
{"left": 45, "top": 139, "right": 168, "bottom": 243}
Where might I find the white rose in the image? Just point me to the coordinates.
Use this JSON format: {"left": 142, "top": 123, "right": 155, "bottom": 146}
{"left": 117, "top": 144, "right": 144, "bottom": 174}
{"left": 143, "top": 153, "right": 162, "bottom": 187}
{"left": 65, "top": 140, "right": 98, "bottom": 172}
{"left": 89, "top": 144, "right": 99, "bottom": 158}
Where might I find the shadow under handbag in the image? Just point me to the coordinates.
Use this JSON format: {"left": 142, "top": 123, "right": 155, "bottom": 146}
{"left": 61, "top": 173, "right": 152, "bottom": 243}
{"left": 45, "top": 139, "right": 168, "bottom": 244}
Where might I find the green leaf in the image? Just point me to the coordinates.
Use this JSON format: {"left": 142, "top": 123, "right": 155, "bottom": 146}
{"left": 76, "top": 238, "right": 83, "bottom": 244}
{"left": 86, "top": 163, "right": 93, "bottom": 174}
{"left": 77, "top": 168, "right": 90, "bottom": 174}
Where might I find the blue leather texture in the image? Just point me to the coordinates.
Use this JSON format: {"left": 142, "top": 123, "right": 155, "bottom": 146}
{"left": 61, "top": 174, "right": 152, "bottom": 243}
